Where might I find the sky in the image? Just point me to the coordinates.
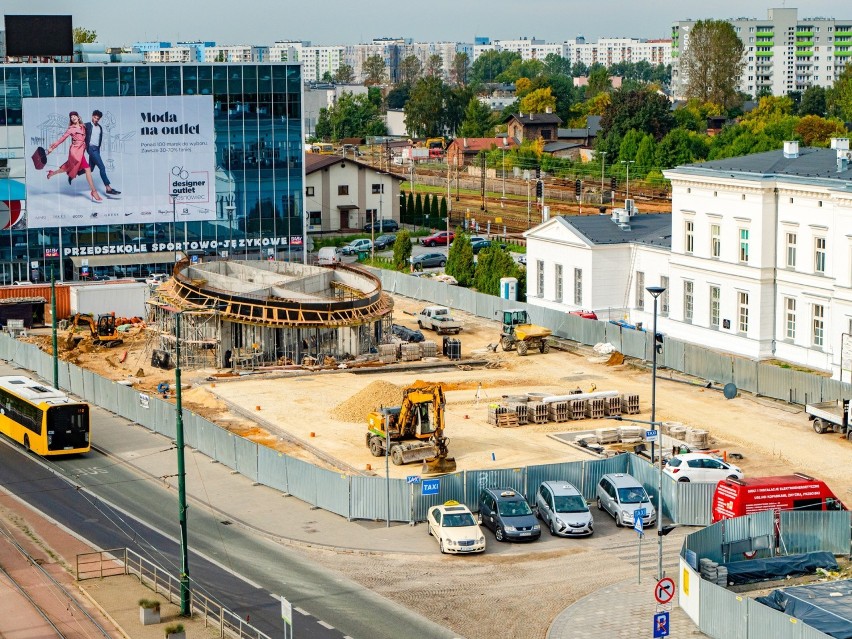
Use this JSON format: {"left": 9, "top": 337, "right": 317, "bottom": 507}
{"left": 5, "top": 0, "right": 850, "bottom": 45}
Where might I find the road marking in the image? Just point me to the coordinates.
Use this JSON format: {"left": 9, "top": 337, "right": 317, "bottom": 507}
{"left": 317, "top": 620, "right": 334, "bottom": 629}
{"left": 295, "top": 607, "right": 309, "bottom": 615}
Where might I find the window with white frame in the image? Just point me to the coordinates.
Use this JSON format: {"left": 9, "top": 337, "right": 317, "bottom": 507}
{"left": 739, "top": 229, "right": 750, "bottom": 263}
{"left": 555, "top": 264, "right": 563, "bottom": 302}
{"left": 812, "top": 304, "right": 825, "bottom": 347}
{"left": 785, "top": 297, "right": 796, "bottom": 339}
{"left": 710, "top": 224, "right": 721, "bottom": 258}
{"left": 636, "top": 271, "right": 645, "bottom": 310}
{"left": 738, "top": 292, "right": 749, "bottom": 333}
{"left": 574, "top": 268, "right": 582, "bottom": 305}
{"left": 814, "top": 237, "right": 826, "bottom": 274}
{"left": 786, "top": 232, "right": 797, "bottom": 268}
{"left": 683, "top": 280, "right": 694, "bottom": 322}
{"left": 537, "top": 260, "right": 545, "bottom": 297}
{"left": 710, "top": 286, "right": 720, "bottom": 328}
{"left": 660, "top": 276, "right": 669, "bottom": 316}
{"left": 685, "top": 220, "right": 694, "bottom": 254}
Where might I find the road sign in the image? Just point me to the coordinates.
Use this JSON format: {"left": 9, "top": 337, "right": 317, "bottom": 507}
{"left": 421, "top": 478, "right": 440, "bottom": 495}
{"left": 655, "top": 577, "right": 676, "bottom": 604}
{"left": 633, "top": 514, "right": 644, "bottom": 536}
{"left": 653, "top": 611, "right": 670, "bottom": 638}
{"left": 634, "top": 507, "right": 647, "bottom": 519}
{"left": 645, "top": 429, "right": 658, "bottom": 441}
{"left": 406, "top": 475, "right": 421, "bottom": 484}
{"left": 280, "top": 595, "right": 292, "bottom": 625}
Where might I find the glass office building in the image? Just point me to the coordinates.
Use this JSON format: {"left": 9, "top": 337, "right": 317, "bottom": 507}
{"left": 0, "top": 62, "right": 304, "bottom": 283}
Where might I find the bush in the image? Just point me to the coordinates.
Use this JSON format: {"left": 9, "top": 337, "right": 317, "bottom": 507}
{"left": 393, "top": 230, "right": 413, "bottom": 270}
{"left": 164, "top": 623, "right": 185, "bottom": 636}
{"left": 138, "top": 598, "right": 160, "bottom": 610}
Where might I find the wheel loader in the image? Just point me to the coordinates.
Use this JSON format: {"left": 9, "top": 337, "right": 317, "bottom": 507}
{"left": 499, "top": 308, "right": 551, "bottom": 355}
{"left": 365, "top": 381, "right": 457, "bottom": 475}
{"left": 65, "top": 313, "right": 124, "bottom": 348}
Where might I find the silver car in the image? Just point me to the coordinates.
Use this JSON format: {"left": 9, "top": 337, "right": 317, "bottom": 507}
{"left": 596, "top": 473, "right": 656, "bottom": 528}
{"left": 535, "top": 481, "right": 594, "bottom": 537}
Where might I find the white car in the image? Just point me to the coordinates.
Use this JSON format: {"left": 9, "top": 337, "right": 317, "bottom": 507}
{"left": 663, "top": 452, "right": 744, "bottom": 483}
{"left": 340, "top": 239, "right": 372, "bottom": 255}
{"left": 426, "top": 501, "right": 486, "bottom": 554}
{"left": 146, "top": 273, "right": 169, "bottom": 288}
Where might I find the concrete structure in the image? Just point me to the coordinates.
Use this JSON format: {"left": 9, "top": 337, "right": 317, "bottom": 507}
{"left": 672, "top": 7, "right": 852, "bottom": 98}
{"left": 304, "top": 154, "right": 404, "bottom": 232}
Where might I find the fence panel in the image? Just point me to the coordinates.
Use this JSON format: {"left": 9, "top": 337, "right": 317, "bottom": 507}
{"left": 721, "top": 510, "right": 775, "bottom": 562}
{"left": 757, "top": 364, "right": 794, "bottom": 403}
{"left": 411, "top": 472, "right": 465, "bottom": 522}
{"left": 662, "top": 337, "right": 686, "bottom": 373}
{"left": 603, "top": 323, "right": 622, "bottom": 352}
{"left": 350, "top": 475, "right": 411, "bottom": 521}
{"left": 780, "top": 510, "right": 852, "bottom": 555}
{"left": 193, "top": 415, "right": 217, "bottom": 457}
{"left": 153, "top": 400, "right": 177, "bottom": 439}
{"left": 801, "top": 625, "right": 835, "bottom": 639}
{"left": 683, "top": 524, "right": 725, "bottom": 564}
{"left": 464, "top": 467, "right": 526, "bottom": 511}
{"left": 747, "top": 598, "right": 804, "bottom": 639}
{"left": 733, "top": 357, "right": 759, "bottom": 395}
{"left": 626, "top": 455, "right": 668, "bottom": 517}
{"left": 69, "top": 365, "right": 85, "bottom": 398}
{"left": 212, "top": 426, "right": 237, "bottom": 469}
{"left": 791, "top": 369, "right": 824, "bottom": 406}
{"left": 257, "top": 446, "right": 288, "bottom": 493}
{"left": 675, "top": 482, "right": 714, "bottom": 526}
{"left": 698, "top": 581, "right": 747, "bottom": 639}
{"left": 233, "top": 436, "right": 259, "bottom": 482}
{"left": 621, "top": 328, "right": 647, "bottom": 360}
{"left": 819, "top": 377, "right": 848, "bottom": 403}
{"left": 284, "top": 456, "right": 318, "bottom": 506}
{"left": 525, "top": 462, "right": 585, "bottom": 503}
{"left": 581, "top": 456, "right": 629, "bottom": 501}
{"left": 314, "top": 469, "right": 350, "bottom": 518}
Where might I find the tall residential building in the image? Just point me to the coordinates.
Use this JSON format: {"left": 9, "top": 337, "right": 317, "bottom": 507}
{"left": 672, "top": 7, "right": 852, "bottom": 98}
{"left": 142, "top": 47, "right": 192, "bottom": 63}
{"left": 567, "top": 37, "right": 672, "bottom": 68}
{"left": 203, "top": 45, "right": 253, "bottom": 63}
{"left": 344, "top": 38, "right": 410, "bottom": 84}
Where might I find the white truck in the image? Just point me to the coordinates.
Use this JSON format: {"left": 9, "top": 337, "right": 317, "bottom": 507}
{"left": 805, "top": 399, "right": 852, "bottom": 439}
{"left": 416, "top": 306, "right": 462, "bottom": 335}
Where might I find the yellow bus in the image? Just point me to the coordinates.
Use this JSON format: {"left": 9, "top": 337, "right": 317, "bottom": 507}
{"left": 0, "top": 376, "right": 90, "bottom": 455}
{"left": 309, "top": 143, "right": 335, "bottom": 155}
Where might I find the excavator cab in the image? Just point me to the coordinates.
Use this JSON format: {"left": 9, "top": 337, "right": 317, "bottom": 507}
{"left": 65, "top": 313, "right": 124, "bottom": 348}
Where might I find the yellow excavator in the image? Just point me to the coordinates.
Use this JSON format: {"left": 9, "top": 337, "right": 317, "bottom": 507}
{"left": 65, "top": 313, "right": 124, "bottom": 348}
{"left": 366, "top": 381, "right": 457, "bottom": 475}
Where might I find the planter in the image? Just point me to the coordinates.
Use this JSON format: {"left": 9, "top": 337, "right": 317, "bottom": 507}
{"left": 166, "top": 633, "right": 185, "bottom": 639}
{"left": 139, "top": 606, "right": 160, "bottom": 625}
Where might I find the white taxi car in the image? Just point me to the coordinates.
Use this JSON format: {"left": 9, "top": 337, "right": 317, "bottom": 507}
{"left": 426, "top": 500, "right": 486, "bottom": 554}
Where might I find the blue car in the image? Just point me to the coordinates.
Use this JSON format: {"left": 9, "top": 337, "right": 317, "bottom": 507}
{"left": 470, "top": 238, "right": 492, "bottom": 254}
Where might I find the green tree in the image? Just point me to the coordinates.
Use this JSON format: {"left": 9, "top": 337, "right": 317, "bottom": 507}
{"left": 827, "top": 65, "right": 852, "bottom": 121}
{"left": 450, "top": 52, "right": 470, "bottom": 86}
{"left": 681, "top": 19, "right": 745, "bottom": 110}
{"left": 385, "top": 85, "right": 410, "bottom": 109}
{"left": 586, "top": 65, "right": 612, "bottom": 98}
{"left": 333, "top": 64, "right": 355, "bottom": 84}
{"left": 597, "top": 89, "right": 675, "bottom": 158}
{"left": 440, "top": 197, "right": 448, "bottom": 220}
{"left": 399, "top": 192, "right": 407, "bottom": 218}
{"left": 314, "top": 92, "right": 387, "bottom": 140}
{"left": 446, "top": 230, "right": 475, "bottom": 286}
{"left": 496, "top": 59, "right": 545, "bottom": 84}
{"left": 399, "top": 55, "right": 422, "bottom": 85}
{"left": 469, "top": 50, "right": 521, "bottom": 84}
{"left": 392, "top": 230, "right": 412, "bottom": 270}
{"left": 404, "top": 76, "right": 451, "bottom": 137}
{"left": 543, "top": 53, "right": 571, "bottom": 77}
{"left": 519, "top": 87, "right": 557, "bottom": 114}
{"left": 73, "top": 27, "right": 97, "bottom": 44}
{"left": 473, "top": 246, "right": 522, "bottom": 296}
{"left": 617, "top": 129, "right": 645, "bottom": 162}
{"left": 406, "top": 192, "right": 415, "bottom": 223}
{"left": 430, "top": 193, "right": 439, "bottom": 219}
{"left": 422, "top": 193, "right": 431, "bottom": 221}
{"left": 363, "top": 55, "right": 386, "bottom": 86}
{"left": 458, "top": 97, "right": 494, "bottom": 137}
{"left": 794, "top": 115, "right": 848, "bottom": 147}
{"left": 415, "top": 193, "right": 423, "bottom": 220}
{"left": 798, "top": 86, "right": 826, "bottom": 116}
{"left": 635, "top": 134, "right": 658, "bottom": 172}
{"left": 426, "top": 54, "right": 443, "bottom": 78}
{"left": 654, "top": 129, "right": 709, "bottom": 168}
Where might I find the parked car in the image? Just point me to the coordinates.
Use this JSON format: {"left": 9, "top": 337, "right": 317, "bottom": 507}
{"left": 664, "top": 452, "right": 743, "bottom": 483}
{"left": 316, "top": 246, "right": 342, "bottom": 265}
{"left": 470, "top": 237, "right": 492, "bottom": 254}
{"left": 146, "top": 273, "right": 168, "bottom": 288}
{"left": 420, "top": 231, "right": 454, "bottom": 247}
{"left": 373, "top": 234, "right": 397, "bottom": 251}
{"left": 569, "top": 310, "right": 598, "bottom": 320}
{"left": 426, "top": 500, "right": 486, "bottom": 554}
{"left": 363, "top": 219, "right": 399, "bottom": 233}
{"left": 340, "top": 238, "right": 372, "bottom": 255}
{"left": 477, "top": 487, "right": 541, "bottom": 542}
{"left": 12, "top": 280, "right": 33, "bottom": 286}
{"left": 410, "top": 252, "right": 446, "bottom": 270}
{"left": 535, "top": 481, "right": 594, "bottom": 537}
{"left": 391, "top": 324, "right": 425, "bottom": 343}
{"left": 596, "top": 473, "right": 656, "bottom": 528}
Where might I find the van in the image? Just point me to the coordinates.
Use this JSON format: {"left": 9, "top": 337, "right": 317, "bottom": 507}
{"left": 596, "top": 473, "right": 656, "bottom": 528}
{"left": 535, "top": 481, "right": 594, "bottom": 537}
{"left": 316, "top": 246, "right": 342, "bottom": 266}
{"left": 711, "top": 473, "right": 845, "bottom": 523}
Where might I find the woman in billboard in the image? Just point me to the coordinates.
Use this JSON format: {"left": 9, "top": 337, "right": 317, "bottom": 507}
{"left": 45, "top": 111, "right": 102, "bottom": 202}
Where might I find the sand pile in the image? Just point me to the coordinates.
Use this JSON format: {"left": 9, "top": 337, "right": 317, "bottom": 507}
{"left": 330, "top": 380, "right": 404, "bottom": 422}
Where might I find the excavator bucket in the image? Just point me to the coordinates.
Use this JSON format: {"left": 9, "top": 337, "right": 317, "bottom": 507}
{"left": 422, "top": 456, "right": 457, "bottom": 476}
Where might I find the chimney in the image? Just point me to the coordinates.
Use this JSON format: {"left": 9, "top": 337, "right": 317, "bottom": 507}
{"left": 463, "top": 138, "right": 468, "bottom": 149}
{"left": 832, "top": 138, "right": 850, "bottom": 173}
{"left": 545, "top": 106, "right": 552, "bottom": 114}
{"left": 783, "top": 140, "right": 799, "bottom": 159}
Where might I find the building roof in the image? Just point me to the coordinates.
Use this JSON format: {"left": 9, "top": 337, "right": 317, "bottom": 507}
{"left": 673, "top": 147, "right": 852, "bottom": 182}
{"left": 304, "top": 154, "right": 405, "bottom": 178}
{"left": 504, "top": 112, "right": 563, "bottom": 126}
{"left": 543, "top": 141, "right": 582, "bottom": 153}
{"left": 555, "top": 213, "right": 672, "bottom": 248}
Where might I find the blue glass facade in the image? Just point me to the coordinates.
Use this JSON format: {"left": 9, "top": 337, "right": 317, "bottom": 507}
{"left": 0, "top": 62, "right": 303, "bottom": 283}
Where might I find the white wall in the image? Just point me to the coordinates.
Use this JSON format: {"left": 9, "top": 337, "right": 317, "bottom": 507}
{"left": 70, "top": 282, "right": 149, "bottom": 318}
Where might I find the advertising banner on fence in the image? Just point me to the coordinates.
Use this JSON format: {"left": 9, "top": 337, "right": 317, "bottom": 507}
{"left": 23, "top": 96, "right": 216, "bottom": 228}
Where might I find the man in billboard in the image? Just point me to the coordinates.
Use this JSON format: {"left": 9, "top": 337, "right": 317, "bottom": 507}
{"left": 84, "top": 110, "right": 121, "bottom": 196}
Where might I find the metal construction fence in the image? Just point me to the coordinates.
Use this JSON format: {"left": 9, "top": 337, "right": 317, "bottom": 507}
{"left": 372, "top": 269, "right": 852, "bottom": 406}
{"left": 682, "top": 511, "right": 850, "bottom": 639}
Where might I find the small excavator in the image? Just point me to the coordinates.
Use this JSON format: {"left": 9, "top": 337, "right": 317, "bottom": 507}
{"left": 366, "top": 381, "right": 457, "bottom": 475}
{"left": 65, "top": 313, "right": 124, "bottom": 348}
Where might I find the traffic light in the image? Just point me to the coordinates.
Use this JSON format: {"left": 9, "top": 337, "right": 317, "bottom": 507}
{"left": 535, "top": 179, "right": 543, "bottom": 198}
{"left": 574, "top": 179, "right": 582, "bottom": 197}
{"left": 655, "top": 331, "right": 664, "bottom": 354}
{"left": 535, "top": 166, "right": 541, "bottom": 179}
{"left": 610, "top": 176, "right": 617, "bottom": 191}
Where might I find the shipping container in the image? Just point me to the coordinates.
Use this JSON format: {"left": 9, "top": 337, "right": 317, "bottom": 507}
{"left": 0, "top": 284, "right": 71, "bottom": 320}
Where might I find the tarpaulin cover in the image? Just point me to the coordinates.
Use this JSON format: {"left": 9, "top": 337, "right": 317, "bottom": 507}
{"left": 723, "top": 551, "right": 838, "bottom": 585}
{"left": 756, "top": 578, "right": 852, "bottom": 639}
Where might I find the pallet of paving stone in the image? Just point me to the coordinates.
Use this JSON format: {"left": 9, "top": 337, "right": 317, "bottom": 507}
{"left": 604, "top": 395, "right": 622, "bottom": 417}
{"left": 585, "top": 398, "right": 606, "bottom": 419}
{"left": 400, "top": 343, "right": 421, "bottom": 362}
{"left": 569, "top": 399, "right": 586, "bottom": 420}
{"left": 595, "top": 427, "right": 619, "bottom": 444}
{"left": 507, "top": 401, "right": 528, "bottom": 425}
{"left": 547, "top": 401, "right": 570, "bottom": 422}
{"left": 486, "top": 404, "right": 511, "bottom": 426}
{"left": 527, "top": 401, "right": 549, "bottom": 424}
{"left": 621, "top": 394, "right": 640, "bottom": 414}
{"left": 495, "top": 411, "right": 520, "bottom": 428}
{"left": 420, "top": 341, "right": 438, "bottom": 358}
{"left": 378, "top": 343, "right": 398, "bottom": 364}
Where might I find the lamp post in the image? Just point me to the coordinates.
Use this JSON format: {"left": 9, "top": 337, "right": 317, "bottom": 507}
{"left": 621, "top": 160, "right": 635, "bottom": 203}
{"left": 646, "top": 284, "right": 666, "bottom": 581}
{"left": 526, "top": 176, "right": 531, "bottom": 229}
{"left": 225, "top": 205, "right": 236, "bottom": 258}
{"left": 170, "top": 193, "right": 179, "bottom": 264}
{"left": 501, "top": 146, "right": 506, "bottom": 208}
{"left": 174, "top": 311, "right": 191, "bottom": 615}
{"left": 600, "top": 151, "right": 608, "bottom": 205}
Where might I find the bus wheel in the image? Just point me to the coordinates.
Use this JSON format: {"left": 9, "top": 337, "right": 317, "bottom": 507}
{"left": 23, "top": 435, "right": 30, "bottom": 451}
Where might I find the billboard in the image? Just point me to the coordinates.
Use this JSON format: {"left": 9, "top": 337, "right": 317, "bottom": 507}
{"left": 23, "top": 96, "right": 216, "bottom": 228}
{"left": 4, "top": 15, "right": 73, "bottom": 57}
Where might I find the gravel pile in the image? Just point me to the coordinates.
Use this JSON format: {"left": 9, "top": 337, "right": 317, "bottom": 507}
{"left": 330, "top": 381, "right": 404, "bottom": 422}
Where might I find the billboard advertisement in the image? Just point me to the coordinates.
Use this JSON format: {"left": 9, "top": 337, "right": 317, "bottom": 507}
{"left": 23, "top": 96, "right": 216, "bottom": 228}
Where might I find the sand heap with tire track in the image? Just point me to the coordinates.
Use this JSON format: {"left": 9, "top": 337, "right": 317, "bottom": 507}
{"left": 330, "top": 380, "right": 404, "bottom": 422}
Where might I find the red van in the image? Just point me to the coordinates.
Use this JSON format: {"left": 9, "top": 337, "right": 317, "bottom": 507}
{"left": 711, "top": 473, "right": 845, "bottom": 523}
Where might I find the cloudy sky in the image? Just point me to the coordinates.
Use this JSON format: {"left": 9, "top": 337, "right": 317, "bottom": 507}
{"left": 5, "top": 0, "right": 848, "bottom": 45}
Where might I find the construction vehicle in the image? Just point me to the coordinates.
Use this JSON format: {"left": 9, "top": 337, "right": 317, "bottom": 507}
{"left": 426, "top": 137, "right": 447, "bottom": 159}
{"left": 499, "top": 308, "right": 552, "bottom": 356}
{"left": 366, "top": 381, "right": 457, "bottom": 474}
{"left": 806, "top": 399, "right": 852, "bottom": 439}
{"left": 65, "top": 313, "right": 124, "bottom": 348}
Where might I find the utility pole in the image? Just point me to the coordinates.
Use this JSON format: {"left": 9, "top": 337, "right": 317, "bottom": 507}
{"left": 174, "top": 312, "right": 190, "bottom": 615}
{"left": 480, "top": 154, "right": 486, "bottom": 211}
{"left": 600, "top": 151, "right": 608, "bottom": 205}
{"left": 51, "top": 268, "right": 58, "bottom": 389}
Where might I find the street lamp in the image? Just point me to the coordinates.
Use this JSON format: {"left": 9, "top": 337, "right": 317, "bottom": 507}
{"left": 501, "top": 146, "right": 506, "bottom": 208}
{"left": 646, "top": 284, "right": 666, "bottom": 581}
{"left": 224, "top": 205, "right": 236, "bottom": 258}
{"left": 170, "top": 193, "right": 179, "bottom": 264}
{"left": 600, "top": 151, "right": 608, "bottom": 205}
{"left": 621, "top": 160, "right": 635, "bottom": 203}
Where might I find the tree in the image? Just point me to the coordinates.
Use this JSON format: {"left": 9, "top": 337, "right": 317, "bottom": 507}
{"left": 404, "top": 76, "right": 450, "bottom": 137}
{"left": 73, "top": 27, "right": 97, "bottom": 44}
{"left": 446, "top": 86, "right": 475, "bottom": 135}
{"left": 392, "top": 230, "right": 412, "bottom": 270}
{"left": 469, "top": 50, "right": 521, "bottom": 84}
{"left": 314, "top": 92, "right": 387, "bottom": 140}
{"left": 635, "top": 134, "right": 658, "bottom": 172}
{"left": 617, "top": 129, "right": 645, "bottom": 163}
{"left": 406, "top": 192, "right": 415, "bottom": 222}
{"left": 415, "top": 193, "right": 423, "bottom": 220}
{"left": 798, "top": 86, "right": 826, "bottom": 116}
{"left": 446, "top": 230, "right": 475, "bottom": 286}
{"left": 681, "top": 19, "right": 745, "bottom": 110}
{"left": 363, "top": 55, "right": 386, "bottom": 86}
{"left": 333, "top": 64, "right": 355, "bottom": 84}
{"left": 827, "top": 65, "right": 852, "bottom": 121}
{"left": 385, "top": 85, "right": 410, "bottom": 109}
{"left": 450, "top": 52, "right": 470, "bottom": 86}
{"left": 654, "top": 129, "right": 709, "bottom": 168}
{"left": 399, "top": 192, "right": 407, "bottom": 218}
{"left": 473, "top": 246, "right": 522, "bottom": 296}
{"left": 496, "top": 59, "right": 545, "bottom": 84}
{"left": 440, "top": 197, "right": 448, "bottom": 220}
{"left": 519, "top": 87, "right": 556, "bottom": 114}
{"left": 543, "top": 53, "right": 571, "bottom": 77}
{"left": 597, "top": 89, "right": 675, "bottom": 158}
{"left": 458, "top": 97, "right": 495, "bottom": 137}
{"left": 794, "top": 115, "right": 848, "bottom": 147}
{"left": 585, "top": 65, "right": 611, "bottom": 99}
{"left": 426, "top": 54, "right": 443, "bottom": 78}
{"left": 399, "top": 55, "right": 422, "bottom": 85}
{"left": 430, "top": 193, "right": 439, "bottom": 219}
{"left": 514, "top": 77, "right": 533, "bottom": 97}
{"left": 422, "top": 194, "right": 431, "bottom": 222}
